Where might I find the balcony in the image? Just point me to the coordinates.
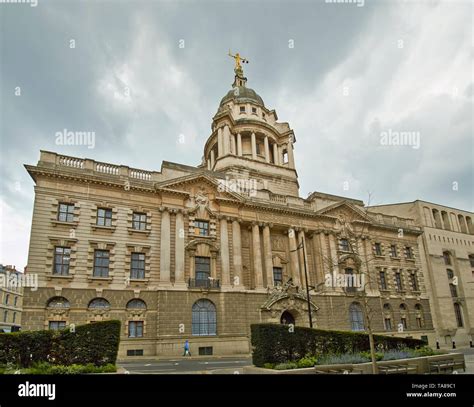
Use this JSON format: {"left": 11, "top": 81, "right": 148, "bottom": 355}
{"left": 187, "top": 278, "right": 220, "bottom": 290}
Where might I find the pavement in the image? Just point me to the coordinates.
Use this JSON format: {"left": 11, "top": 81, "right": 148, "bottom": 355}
{"left": 449, "top": 347, "right": 474, "bottom": 374}
{"left": 118, "top": 356, "right": 253, "bottom": 374}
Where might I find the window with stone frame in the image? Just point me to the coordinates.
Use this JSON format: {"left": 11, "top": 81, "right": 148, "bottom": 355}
{"left": 128, "top": 321, "right": 144, "bottom": 338}
{"left": 454, "top": 303, "right": 463, "bottom": 327}
{"left": 401, "top": 317, "right": 408, "bottom": 330}
{"left": 53, "top": 246, "right": 71, "bottom": 276}
{"left": 96, "top": 208, "right": 113, "bottom": 227}
{"left": 130, "top": 253, "right": 146, "bottom": 279}
{"left": 57, "top": 203, "right": 75, "bottom": 222}
{"left": 390, "top": 244, "right": 398, "bottom": 258}
{"left": 449, "top": 283, "right": 458, "bottom": 298}
{"left": 93, "top": 250, "right": 110, "bottom": 277}
{"left": 405, "top": 246, "right": 414, "bottom": 259}
{"left": 195, "top": 256, "right": 211, "bottom": 286}
{"left": 446, "top": 268, "right": 454, "bottom": 279}
{"left": 443, "top": 251, "right": 452, "bottom": 265}
{"left": 410, "top": 271, "right": 419, "bottom": 291}
{"left": 132, "top": 212, "right": 147, "bottom": 231}
{"left": 384, "top": 318, "right": 392, "bottom": 331}
{"left": 379, "top": 270, "right": 388, "bottom": 290}
{"left": 374, "top": 242, "right": 383, "bottom": 256}
{"left": 192, "top": 299, "right": 217, "bottom": 336}
{"left": 194, "top": 220, "right": 209, "bottom": 237}
{"left": 349, "top": 303, "right": 365, "bottom": 332}
{"left": 49, "top": 321, "right": 66, "bottom": 330}
{"left": 273, "top": 267, "right": 283, "bottom": 286}
{"left": 395, "top": 271, "right": 403, "bottom": 291}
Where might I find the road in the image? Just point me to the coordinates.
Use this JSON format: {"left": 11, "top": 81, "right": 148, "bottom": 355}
{"left": 118, "top": 357, "right": 253, "bottom": 374}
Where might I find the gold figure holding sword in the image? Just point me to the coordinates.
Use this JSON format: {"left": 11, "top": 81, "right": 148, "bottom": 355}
{"left": 228, "top": 50, "right": 249, "bottom": 70}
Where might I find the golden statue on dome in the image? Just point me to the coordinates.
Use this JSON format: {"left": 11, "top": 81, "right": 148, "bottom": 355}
{"left": 228, "top": 50, "right": 249, "bottom": 72}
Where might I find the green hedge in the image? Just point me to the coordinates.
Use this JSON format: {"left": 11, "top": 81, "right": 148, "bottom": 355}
{"left": 251, "top": 323, "right": 425, "bottom": 367}
{"left": 0, "top": 320, "right": 121, "bottom": 368}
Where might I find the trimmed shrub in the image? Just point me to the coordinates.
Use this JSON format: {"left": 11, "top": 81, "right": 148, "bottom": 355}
{"left": 0, "top": 320, "right": 121, "bottom": 369}
{"left": 251, "top": 323, "right": 425, "bottom": 367}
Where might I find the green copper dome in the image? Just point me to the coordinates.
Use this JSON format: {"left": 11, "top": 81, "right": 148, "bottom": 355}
{"left": 219, "top": 86, "right": 264, "bottom": 107}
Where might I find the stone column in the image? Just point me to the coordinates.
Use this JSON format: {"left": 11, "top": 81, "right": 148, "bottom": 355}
{"left": 159, "top": 208, "right": 171, "bottom": 285}
{"left": 288, "top": 228, "right": 301, "bottom": 286}
{"left": 237, "top": 133, "right": 242, "bottom": 156}
{"left": 232, "top": 219, "right": 244, "bottom": 289}
{"left": 297, "top": 229, "right": 307, "bottom": 287}
{"left": 223, "top": 125, "right": 230, "bottom": 155}
{"left": 262, "top": 224, "right": 273, "bottom": 288}
{"left": 252, "top": 223, "right": 264, "bottom": 289}
{"left": 311, "top": 232, "right": 325, "bottom": 286}
{"left": 264, "top": 136, "right": 270, "bottom": 163}
{"left": 210, "top": 149, "right": 215, "bottom": 169}
{"left": 220, "top": 217, "right": 231, "bottom": 288}
{"left": 251, "top": 132, "right": 257, "bottom": 159}
{"left": 273, "top": 143, "right": 279, "bottom": 165}
{"left": 174, "top": 210, "right": 186, "bottom": 288}
{"left": 287, "top": 141, "right": 295, "bottom": 169}
{"left": 217, "top": 127, "right": 223, "bottom": 157}
{"left": 231, "top": 134, "right": 236, "bottom": 155}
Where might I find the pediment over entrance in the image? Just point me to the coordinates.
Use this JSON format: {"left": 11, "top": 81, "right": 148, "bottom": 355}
{"left": 260, "top": 281, "right": 318, "bottom": 326}
{"left": 316, "top": 201, "right": 373, "bottom": 224}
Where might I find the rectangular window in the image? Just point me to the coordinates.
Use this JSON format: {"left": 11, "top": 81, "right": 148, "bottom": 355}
{"left": 3, "top": 310, "right": 7, "bottom": 322}
{"left": 49, "top": 321, "right": 66, "bottom": 331}
{"left": 273, "top": 267, "right": 283, "bottom": 286}
{"left": 443, "top": 251, "right": 451, "bottom": 265}
{"left": 469, "top": 254, "right": 474, "bottom": 268}
{"left": 339, "top": 239, "right": 350, "bottom": 252}
{"left": 127, "top": 349, "right": 144, "bottom": 356}
{"left": 128, "top": 321, "right": 144, "bottom": 338}
{"left": 251, "top": 107, "right": 257, "bottom": 114}
{"left": 416, "top": 317, "right": 423, "bottom": 329}
{"left": 93, "top": 250, "right": 110, "bottom": 278}
{"left": 410, "top": 272, "right": 419, "bottom": 291}
{"left": 374, "top": 243, "right": 382, "bottom": 256}
{"left": 132, "top": 212, "right": 147, "bottom": 231}
{"left": 449, "top": 283, "right": 458, "bottom": 298}
{"left": 58, "top": 203, "right": 74, "bottom": 222}
{"left": 97, "top": 208, "right": 112, "bottom": 227}
{"left": 390, "top": 244, "right": 398, "bottom": 258}
{"left": 194, "top": 220, "right": 209, "bottom": 237}
{"left": 239, "top": 106, "right": 245, "bottom": 113}
{"left": 256, "top": 143, "right": 261, "bottom": 155}
{"left": 195, "top": 256, "right": 211, "bottom": 286}
{"left": 53, "top": 246, "right": 71, "bottom": 276}
{"left": 198, "top": 346, "right": 213, "bottom": 356}
{"left": 405, "top": 246, "right": 413, "bottom": 259}
{"left": 379, "top": 271, "right": 387, "bottom": 290}
{"left": 4, "top": 294, "right": 9, "bottom": 305}
{"left": 395, "top": 272, "right": 403, "bottom": 291}
{"left": 130, "top": 253, "right": 146, "bottom": 279}
{"left": 384, "top": 318, "right": 392, "bottom": 331}
{"left": 14, "top": 297, "right": 17, "bottom": 307}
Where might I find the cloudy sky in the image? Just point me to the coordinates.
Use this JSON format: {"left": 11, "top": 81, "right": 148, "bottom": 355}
{"left": 0, "top": 0, "right": 472, "bottom": 269}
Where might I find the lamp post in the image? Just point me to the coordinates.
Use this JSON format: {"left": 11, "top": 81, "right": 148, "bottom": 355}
{"left": 291, "top": 238, "right": 313, "bottom": 328}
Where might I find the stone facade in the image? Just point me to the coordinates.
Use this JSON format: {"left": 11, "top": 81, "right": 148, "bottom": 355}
{"left": 369, "top": 201, "right": 474, "bottom": 348}
{"left": 22, "top": 66, "right": 436, "bottom": 358}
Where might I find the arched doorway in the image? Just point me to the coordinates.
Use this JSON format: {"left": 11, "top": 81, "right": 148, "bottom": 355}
{"left": 280, "top": 310, "right": 295, "bottom": 325}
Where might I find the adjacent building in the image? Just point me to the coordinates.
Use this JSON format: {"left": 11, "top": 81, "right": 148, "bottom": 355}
{"left": 0, "top": 265, "right": 24, "bottom": 332}
{"left": 21, "top": 62, "right": 436, "bottom": 358}
{"left": 369, "top": 201, "right": 474, "bottom": 348}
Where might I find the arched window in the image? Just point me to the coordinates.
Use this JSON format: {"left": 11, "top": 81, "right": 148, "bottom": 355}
{"left": 47, "top": 296, "right": 70, "bottom": 308}
{"left": 453, "top": 303, "right": 463, "bottom": 327}
{"left": 466, "top": 216, "right": 474, "bottom": 234}
{"left": 349, "top": 303, "right": 365, "bottom": 331}
{"left": 126, "top": 299, "right": 147, "bottom": 309}
{"left": 88, "top": 298, "right": 110, "bottom": 309}
{"left": 192, "top": 299, "right": 216, "bottom": 336}
{"left": 399, "top": 303, "right": 408, "bottom": 311}
{"left": 383, "top": 303, "right": 392, "bottom": 311}
{"left": 280, "top": 310, "right": 295, "bottom": 326}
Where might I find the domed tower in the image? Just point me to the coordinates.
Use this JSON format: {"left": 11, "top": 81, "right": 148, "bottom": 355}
{"left": 202, "top": 52, "right": 299, "bottom": 197}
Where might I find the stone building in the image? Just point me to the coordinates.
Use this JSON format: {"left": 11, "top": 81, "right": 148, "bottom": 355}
{"left": 0, "top": 265, "right": 24, "bottom": 333}
{"left": 22, "top": 62, "right": 435, "bottom": 358}
{"left": 369, "top": 201, "right": 474, "bottom": 348}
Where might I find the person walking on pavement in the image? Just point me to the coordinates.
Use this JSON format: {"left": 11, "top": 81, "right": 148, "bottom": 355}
{"left": 183, "top": 339, "right": 191, "bottom": 356}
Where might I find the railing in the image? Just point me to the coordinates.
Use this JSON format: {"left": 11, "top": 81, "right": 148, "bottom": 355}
{"left": 96, "top": 162, "right": 120, "bottom": 175}
{"left": 130, "top": 168, "right": 152, "bottom": 181}
{"left": 58, "top": 155, "right": 84, "bottom": 169}
{"left": 187, "top": 278, "right": 220, "bottom": 290}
